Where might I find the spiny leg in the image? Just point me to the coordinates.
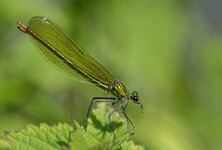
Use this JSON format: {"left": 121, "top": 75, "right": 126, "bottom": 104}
{"left": 84, "top": 97, "right": 118, "bottom": 131}
{"left": 112, "top": 100, "right": 135, "bottom": 130}
{"left": 108, "top": 100, "right": 126, "bottom": 141}
{"left": 112, "top": 102, "right": 123, "bottom": 117}
{"left": 122, "top": 100, "right": 135, "bottom": 133}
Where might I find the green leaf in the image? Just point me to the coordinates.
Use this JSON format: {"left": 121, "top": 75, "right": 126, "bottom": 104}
{"left": 0, "top": 123, "right": 73, "bottom": 150}
{"left": 70, "top": 103, "right": 145, "bottom": 150}
{"left": 0, "top": 103, "right": 144, "bottom": 150}
{"left": 0, "top": 139, "right": 11, "bottom": 150}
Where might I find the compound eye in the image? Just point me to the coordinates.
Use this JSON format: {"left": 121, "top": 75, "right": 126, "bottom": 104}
{"left": 134, "top": 96, "right": 140, "bottom": 104}
{"left": 131, "top": 91, "right": 140, "bottom": 104}
{"left": 134, "top": 96, "right": 139, "bottom": 101}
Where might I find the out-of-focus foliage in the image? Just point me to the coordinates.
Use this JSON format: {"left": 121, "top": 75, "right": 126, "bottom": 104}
{"left": 0, "top": 0, "right": 221, "bottom": 149}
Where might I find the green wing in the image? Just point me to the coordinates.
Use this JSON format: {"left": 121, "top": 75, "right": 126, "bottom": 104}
{"left": 27, "top": 16, "right": 115, "bottom": 91}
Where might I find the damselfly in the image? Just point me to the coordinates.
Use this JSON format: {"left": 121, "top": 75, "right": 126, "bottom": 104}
{"left": 17, "top": 16, "right": 143, "bottom": 141}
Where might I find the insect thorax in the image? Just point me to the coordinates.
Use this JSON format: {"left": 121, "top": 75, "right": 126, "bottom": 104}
{"left": 108, "top": 81, "right": 129, "bottom": 99}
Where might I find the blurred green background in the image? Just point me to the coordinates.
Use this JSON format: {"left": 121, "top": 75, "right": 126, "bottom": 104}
{"left": 0, "top": 0, "right": 222, "bottom": 149}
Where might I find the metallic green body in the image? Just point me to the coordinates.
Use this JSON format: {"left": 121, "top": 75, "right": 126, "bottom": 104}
{"left": 17, "top": 16, "right": 129, "bottom": 98}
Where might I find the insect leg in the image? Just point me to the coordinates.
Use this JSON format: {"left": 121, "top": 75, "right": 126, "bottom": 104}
{"left": 108, "top": 100, "right": 126, "bottom": 141}
{"left": 112, "top": 99, "right": 135, "bottom": 129}
{"left": 122, "top": 99, "right": 135, "bottom": 132}
{"left": 84, "top": 97, "right": 118, "bottom": 131}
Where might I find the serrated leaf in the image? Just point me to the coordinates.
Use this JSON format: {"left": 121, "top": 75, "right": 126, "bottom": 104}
{"left": 70, "top": 103, "right": 144, "bottom": 150}
{"left": 87, "top": 102, "right": 128, "bottom": 141}
{"left": 0, "top": 139, "right": 11, "bottom": 150}
{"left": 0, "top": 103, "right": 144, "bottom": 150}
{"left": 1, "top": 123, "right": 73, "bottom": 150}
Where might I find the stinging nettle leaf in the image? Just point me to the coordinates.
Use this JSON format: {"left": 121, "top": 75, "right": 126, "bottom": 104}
{"left": 0, "top": 103, "right": 144, "bottom": 150}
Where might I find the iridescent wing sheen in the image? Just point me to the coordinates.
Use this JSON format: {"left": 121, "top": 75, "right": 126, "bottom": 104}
{"left": 27, "top": 16, "right": 116, "bottom": 91}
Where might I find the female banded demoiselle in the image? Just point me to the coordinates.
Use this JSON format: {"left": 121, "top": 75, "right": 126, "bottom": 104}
{"left": 17, "top": 16, "right": 143, "bottom": 140}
